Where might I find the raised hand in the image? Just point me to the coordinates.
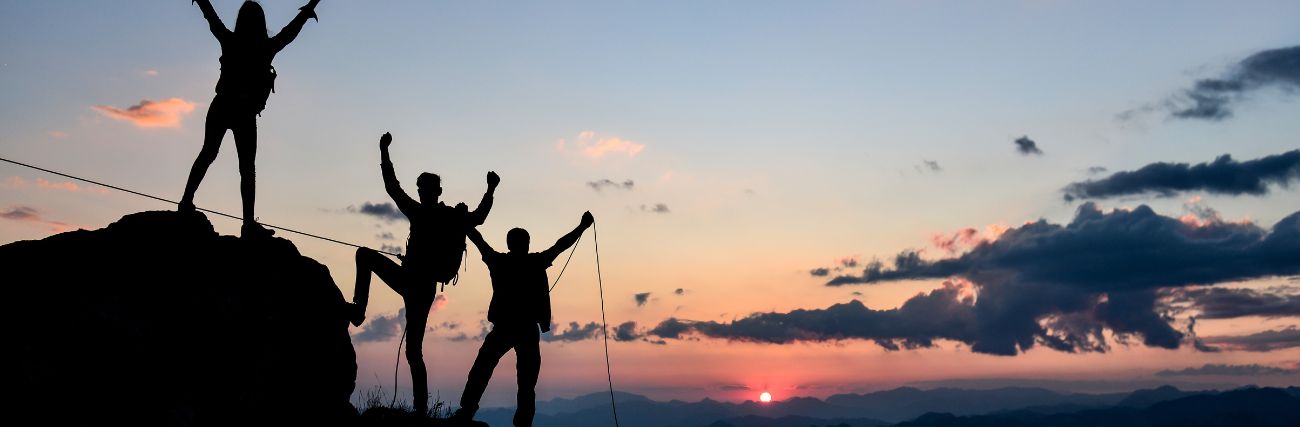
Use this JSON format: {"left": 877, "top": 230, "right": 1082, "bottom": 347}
{"left": 487, "top": 171, "right": 500, "bottom": 188}
{"left": 581, "top": 211, "right": 594, "bottom": 228}
{"left": 380, "top": 132, "right": 392, "bottom": 149}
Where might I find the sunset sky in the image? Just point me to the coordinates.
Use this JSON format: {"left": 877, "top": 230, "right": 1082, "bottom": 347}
{"left": 2, "top": 1, "right": 1298, "bottom": 407}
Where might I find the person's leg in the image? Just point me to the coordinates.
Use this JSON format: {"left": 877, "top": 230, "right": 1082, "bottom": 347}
{"left": 405, "top": 296, "right": 434, "bottom": 415}
{"left": 456, "top": 325, "right": 512, "bottom": 419}
{"left": 513, "top": 325, "right": 541, "bottom": 427}
{"left": 180, "top": 98, "right": 230, "bottom": 210}
{"left": 349, "top": 247, "right": 402, "bottom": 326}
{"left": 230, "top": 112, "right": 264, "bottom": 233}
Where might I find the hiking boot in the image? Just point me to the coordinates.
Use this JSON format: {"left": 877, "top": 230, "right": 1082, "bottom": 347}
{"left": 241, "top": 222, "right": 275, "bottom": 239}
{"left": 449, "top": 408, "right": 475, "bottom": 423}
{"left": 346, "top": 302, "right": 365, "bottom": 327}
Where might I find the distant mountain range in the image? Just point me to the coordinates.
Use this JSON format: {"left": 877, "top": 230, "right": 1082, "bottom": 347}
{"left": 474, "top": 385, "right": 1300, "bottom": 427}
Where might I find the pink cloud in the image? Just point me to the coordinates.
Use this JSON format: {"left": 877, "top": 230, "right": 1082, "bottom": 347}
{"left": 556, "top": 131, "right": 645, "bottom": 159}
{"left": 4, "top": 176, "right": 105, "bottom": 194}
{"left": 92, "top": 98, "right": 196, "bottom": 128}
{"left": 144, "top": 69, "right": 159, "bottom": 77}
{"left": 48, "top": 130, "right": 68, "bottom": 139}
{"left": 1, "top": 205, "right": 78, "bottom": 233}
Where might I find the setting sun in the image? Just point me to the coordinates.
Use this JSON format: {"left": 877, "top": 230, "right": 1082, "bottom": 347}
{"left": 759, "top": 391, "right": 773, "bottom": 403}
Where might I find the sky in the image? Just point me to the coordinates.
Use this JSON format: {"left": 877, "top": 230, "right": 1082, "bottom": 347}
{"left": 2, "top": 0, "right": 1299, "bottom": 407}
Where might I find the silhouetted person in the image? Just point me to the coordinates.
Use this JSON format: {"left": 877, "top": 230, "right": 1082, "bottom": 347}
{"left": 178, "top": 0, "right": 321, "bottom": 238}
{"left": 351, "top": 132, "right": 499, "bottom": 415}
{"left": 452, "top": 212, "right": 594, "bottom": 427}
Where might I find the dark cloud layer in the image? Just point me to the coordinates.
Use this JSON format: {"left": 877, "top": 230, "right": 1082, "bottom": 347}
{"left": 1169, "top": 45, "right": 1300, "bottom": 120}
{"left": 1014, "top": 136, "right": 1042, "bottom": 155}
{"left": 1156, "top": 363, "right": 1298, "bottom": 377}
{"left": 1202, "top": 326, "right": 1300, "bottom": 352}
{"left": 1063, "top": 150, "right": 1300, "bottom": 201}
{"left": 349, "top": 202, "right": 406, "bottom": 222}
{"left": 542, "top": 321, "right": 602, "bottom": 342}
{"left": 663, "top": 204, "right": 1300, "bottom": 356}
{"left": 1163, "top": 286, "right": 1300, "bottom": 319}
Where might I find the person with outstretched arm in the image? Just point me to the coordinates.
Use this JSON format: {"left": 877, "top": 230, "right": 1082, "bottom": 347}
{"left": 350, "top": 132, "right": 498, "bottom": 415}
{"left": 179, "top": 0, "right": 321, "bottom": 238}
{"left": 452, "top": 212, "right": 595, "bottom": 427}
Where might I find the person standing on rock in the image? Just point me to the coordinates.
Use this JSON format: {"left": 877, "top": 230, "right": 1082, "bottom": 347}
{"left": 178, "top": 0, "right": 322, "bottom": 238}
{"left": 350, "top": 132, "right": 499, "bottom": 415}
{"left": 451, "top": 211, "right": 594, "bottom": 427}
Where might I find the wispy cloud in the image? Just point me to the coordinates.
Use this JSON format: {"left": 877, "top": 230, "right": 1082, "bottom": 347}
{"left": 542, "top": 321, "right": 603, "bottom": 342}
{"left": 640, "top": 203, "right": 670, "bottom": 214}
{"left": 556, "top": 131, "right": 645, "bottom": 159}
{"left": 92, "top": 98, "right": 196, "bottom": 128}
{"left": 1156, "top": 363, "right": 1298, "bottom": 377}
{"left": 1123, "top": 45, "right": 1300, "bottom": 121}
{"left": 347, "top": 201, "right": 407, "bottom": 222}
{"left": 588, "top": 179, "right": 635, "bottom": 192}
{"left": 1, "top": 205, "right": 78, "bottom": 233}
{"left": 1063, "top": 150, "right": 1300, "bottom": 202}
{"left": 1202, "top": 327, "right": 1300, "bottom": 352}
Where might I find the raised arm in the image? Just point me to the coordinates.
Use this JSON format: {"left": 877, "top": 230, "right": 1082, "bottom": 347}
{"left": 379, "top": 133, "right": 419, "bottom": 215}
{"left": 466, "top": 228, "right": 498, "bottom": 259}
{"left": 193, "top": 0, "right": 230, "bottom": 41}
{"left": 541, "top": 212, "right": 594, "bottom": 263}
{"left": 468, "top": 172, "right": 499, "bottom": 225}
{"left": 270, "top": 0, "right": 321, "bottom": 53}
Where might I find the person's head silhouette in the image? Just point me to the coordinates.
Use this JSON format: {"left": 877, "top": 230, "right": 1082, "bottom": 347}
{"left": 417, "top": 172, "right": 442, "bottom": 203}
{"left": 507, "top": 228, "right": 530, "bottom": 253}
{"left": 234, "top": 1, "right": 269, "bottom": 40}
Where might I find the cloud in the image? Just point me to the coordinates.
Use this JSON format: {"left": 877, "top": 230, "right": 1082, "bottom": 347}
{"left": 1202, "top": 326, "right": 1300, "bottom": 352}
{"left": 1087, "top": 166, "right": 1109, "bottom": 175}
{"left": 648, "top": 281, "right": 978, "bottom": 352}
{"left": 1155, "top": 363, "right": 1298, "bottom": 377}
{"left": 144, "top": 69, "right": 159, "bottom": 77}
{"left": 788, "top": 203, "right": 1300, "bottom": 355}
{"left": 640, "top": 203, "right": 671, "bottom": 214}
{"left": 1, "top": 205, "right": 77, "bottom": 233}
{"left": 914, "top": 160, "right": 942, "bottom": 174}
{"left": 378, "top": 244, "right": 404, "bottom": 255}
{"left": 1063, "top": 150, "right": 1300, "bottom": 202}
{"left": 588, "top": 179, "right": 635, "bottom": 192}
{"left": 376, "top": 232, "right": 396, "bottom": 241}
{"left": 614, "top": 321, "right": 641, "bottom": 342}
{"left": 556, "top": 131, "right": 645, "bottom": 159}
{"left": 91, "top": 98, "right": 195, "bottom": 128}
{"left": 1162, "top": 286, "right": 1300, "bottom": 319}
{"left": 810, "top": 268, "right": 831, "bottom": 277}
{"left": 674, "top": 288, "right": 687, "bottom": 296}
{"left": 4, "top": 176, "right": 105, "bottom": 194}
{"left": 352, "top": 308, "right": 406, "bottom": 343}
{"left": 634, "top": 292, "right": 652, "bottom": 307}
{"left": 1162, "top": 45, "right": 1299, "bottom": 121}
{"left": 1014, "top": 136, "right": 1042, "bottom": 155}
{"left": 542, "top": 321, "right": 603, "bottom": 342}
{"left": 347, "top": 202, "right": 407, "bottom": 222}
{"left": 47, "top": 130, "right": 68, "bottom": 139}
{"left": 719, "top": 384, "right": 751, "bottom": 391}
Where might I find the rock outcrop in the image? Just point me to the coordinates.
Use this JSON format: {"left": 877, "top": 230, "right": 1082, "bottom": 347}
{"left": 6, "top": 211, "right": 356, "bottom": 425}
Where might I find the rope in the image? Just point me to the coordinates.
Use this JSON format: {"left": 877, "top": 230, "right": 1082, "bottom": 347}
{"left": 393, "top": 319, "right": 407, "bottom": 406}
{"left": 549, "top": 234, "right": 582, "bottom": 292}
{"left": 0, "top": 156, "right": 401, "bottom": 257}
{"left": 594, "top": 222, "right": 621, "bottom": 427}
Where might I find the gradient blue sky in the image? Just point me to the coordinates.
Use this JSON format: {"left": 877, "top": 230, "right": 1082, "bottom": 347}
{"left": 2, "top": 1, "right": 1298, "bottom": 407}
